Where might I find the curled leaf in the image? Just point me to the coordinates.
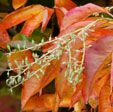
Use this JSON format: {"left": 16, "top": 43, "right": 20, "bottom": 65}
{"left": 0, "top": 5, "right": 45, "bottom": 29}
{"left": 61, "top": 3, "right": 108, "bottom": 31}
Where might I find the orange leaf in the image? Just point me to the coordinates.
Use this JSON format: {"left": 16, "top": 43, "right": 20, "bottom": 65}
{"left": 55, "top": 53, "right": 74, "bottom": 98}
{"left": 21, "top": 63, "right": 47, "bottom": 109}
{"left": 21, "top": 11, "right": 43, "bottom": 37}
{"left": 74, "top": 101, "right": 82, "bottom": 112}
{"left": 99, "top": 82, "right": 113, "bottom": 112}
{"left": 70, "top": 80, "right": 84, "bottom": 108}
{"left": 90, "top": 68, "right": 110, "bottom": 98}
{"left": 7, "top": 50, "right": 34, "bottom": 72}
{"left": 21, "top": 7, "right": 53, "bottom": 37}
{"left": 0, "top": 24, "right": 10, "bottom": 48}
{"left": 55, "top": 0, "right": 77, "bottom": 28}
{"left": 54, "top": 53, "right": 77, "bottom": 111}
{"left": 55, "top": 0, "right": 77, "bottom": 10}
{"left": 87, "top": 29, "right": 113, "bottom": 41}
{"left": 61, "top": 3, "right": 108, "bottom": 31}
{"left": 12, "top": 0, "right": 27, "bottom": 9}
{"left": 23, "top": 94, "right": 71, "bottom": 111}
{"left": 111, "top": 53, "right": 113, "bottom": 89}
{"left": 52, "top": 93, "right": 61, "bottom": 112}
{"left": 89, "top": 71, "right": 110, "bottom": 108}
{"left": 22, "top": 59, "right": 60, "bottom": 109}
{"left": 55, "top": 8, "right": 65, "bottom": 27}
{"left": 54, "top": 41, "right": 83, "bottom": 108}
{"left": 0, "top": 5, "right": 45, "bottom": 29}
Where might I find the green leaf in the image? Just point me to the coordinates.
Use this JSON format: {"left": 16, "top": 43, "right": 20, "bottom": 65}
{"left": 29, "top": 27, "right": 52, "bottom": 43}
{"left": 12, "top": 33, "right": 30, "bottom": 41}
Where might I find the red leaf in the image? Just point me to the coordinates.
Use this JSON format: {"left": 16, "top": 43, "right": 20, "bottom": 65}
{"left": 0, "top": 5, "right": 45, "bottom": 29}
{"left": 0, "top": 24, "right": 10, "bottom": 48}
{"left": 12, "top": 0, "right": 27, "bottom": 9}
{"left": 0, "top": 41, "right": 6, "bottom": 48}
{"left": 83, "top": 31, "right": 113, "bottom": 102}
{"left": 61, "top": 3, "right": 108, "bottom": 31}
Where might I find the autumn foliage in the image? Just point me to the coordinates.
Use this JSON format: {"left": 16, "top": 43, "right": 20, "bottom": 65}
{"left": 0, "top": 0, "right": 113, "bottom": 112}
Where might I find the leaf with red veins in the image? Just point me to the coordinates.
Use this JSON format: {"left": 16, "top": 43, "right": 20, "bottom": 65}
{"left": 61, "top": 3, "right": 108, "bottom": 31}
{"left": 13, "top": 0, "right": 27, "bottom": 9}
{"left": 83, "top": 33, "right": 113, "bottom": 102}
{"left": 41, "top": 8, "right": 54, "bottom": 32}
{"left": 0, "top": 24, "right": 10, "bottom": 48}
{"left": 0, "top": 5, "right": 45, "bottom": 29}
